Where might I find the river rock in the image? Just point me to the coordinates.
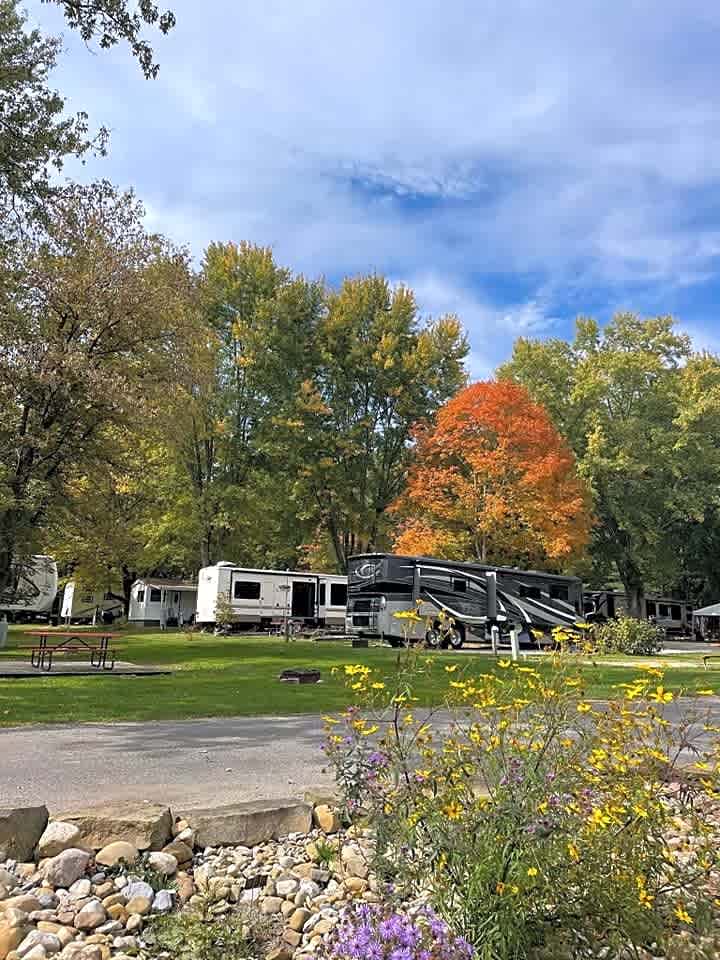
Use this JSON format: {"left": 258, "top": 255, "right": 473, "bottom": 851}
{"left": 122, "top": 881, "right": 154, "bottom": 902}
{"left": 95, "top": 842, "right": 138, "bottom": 868}
{"left": 313, "top": 805, "right": 341, "bottom": 835}
{"left": 37, "top": 824, "right": 81, "bottom": 860}
{"left": 146, "top": 852, "right": 177, "bottom": 875}
{"left": 43, "top": 850, "right": 90, "bottom": 889}
{"left": 74, "top": 900, "right": 106, "bottom": 931}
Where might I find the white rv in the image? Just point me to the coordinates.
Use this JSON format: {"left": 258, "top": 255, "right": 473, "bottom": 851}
{"left": 1, "top": 555, "right": 58, "bottom": 621}
{"left": 60, "top": 581, "right": 124, "bottom": 624}
{"left": 129, "top": 578, "right": 197, "bottom": 626}
{"left": 196, "top": 562, "right": 347, "bottom": 630}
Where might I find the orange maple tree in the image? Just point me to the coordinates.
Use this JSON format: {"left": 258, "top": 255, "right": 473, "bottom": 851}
{"left": 392, "top": 380, "right": 591, "bottom": 566}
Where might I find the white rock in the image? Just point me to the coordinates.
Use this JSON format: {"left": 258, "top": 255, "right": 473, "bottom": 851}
{"left": 17, "top": 931, "right": 62, "bottom": 957}
{"left": 122, "top": 880, "right": 154, "bottom": 901}
{"left": 37, "top": 823, "right": 82, "bottom": 859}
{"left": 276, "top": 878, "right": 299, "bottom": 897}
{"left": 68, "top": 879, "right": 91, "bottom": 899}
{"left": 147, "top": 852, "right": 177, "bottom": 875}
{"left": 152, "top": 889, "right": 174, "bottom": 914}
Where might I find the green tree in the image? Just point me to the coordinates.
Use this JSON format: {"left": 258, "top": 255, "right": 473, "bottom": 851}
{"left": 177, "top": 242, "right": 324, "bottom": 567}
{"left": 0, "top": 0, "right": 106, "bottom": 231}
{"left": 0, "top": 181, "right": 193, "bottom": 599}
{"left": 51, "top": 0, "right": 175, "bottom": 78}
{"left": 290, "top": 275, "right": 468, "bottom": 571}
{"left": 499, "top": 314, "right": 720, "bottom": 614}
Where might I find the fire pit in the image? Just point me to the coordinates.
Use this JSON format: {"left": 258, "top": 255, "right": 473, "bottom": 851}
{"left": 279, "top": 668, "right": 321, "bottom": 684}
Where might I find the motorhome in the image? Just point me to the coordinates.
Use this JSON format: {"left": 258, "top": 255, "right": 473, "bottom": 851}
{"left": 60, "top": 581, "right": 124, "bottom": 624}
{"left": 0, "top": 556, "right": 58, "bottom": 621}
{"left": 583, "top": 590, "right": 691, "bottom": 636}
{"left": 129, "top": 578, "right": 198, "bottom": 626}
{"left": 346, "top": 553, "right": 583, "bottom": 648}
{"left": 196, "top": 562, "right": 347, "bottom": 630}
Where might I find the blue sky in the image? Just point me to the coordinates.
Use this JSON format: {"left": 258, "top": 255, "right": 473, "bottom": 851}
{"left": 30, "top": 0, "right": 720, "bottom": 376}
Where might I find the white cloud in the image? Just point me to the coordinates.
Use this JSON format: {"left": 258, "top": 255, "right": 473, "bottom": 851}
{"left": 26, "top": 0, "right": 720, "bottom": 355}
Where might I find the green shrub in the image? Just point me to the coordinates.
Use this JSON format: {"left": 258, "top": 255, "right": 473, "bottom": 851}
{"left": 592, "top": 615, "right": 663, "bottom": 655}
{"left": 142, "top": 912, "right": 268, "bottom": 960}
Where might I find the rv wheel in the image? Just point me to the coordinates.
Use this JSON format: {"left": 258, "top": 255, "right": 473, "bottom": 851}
{"left": 425, "top": 628, "right": 442, "bottom": 649}
{"left": 446, "top": 626, "right": 465, "bottom": 650}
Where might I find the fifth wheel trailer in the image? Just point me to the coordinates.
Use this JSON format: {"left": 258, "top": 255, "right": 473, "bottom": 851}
{"left": 196, "top": 562, "right": 347, "bottom": 629}
{"left": 346, "top": 553, "right": 583, "bottom": 648}
{"left": 0, "top": 556, "right": 58, "bottom": 621}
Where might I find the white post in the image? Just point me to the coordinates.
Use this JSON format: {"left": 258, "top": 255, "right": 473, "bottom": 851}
{"left": 0, "top": 616, "right": 7, "bottom": 650}
{"left": 490, "top": 625, "right": 500, "bottom": 655}
{"left": 510, "top": 625, "right": 520, "bottom": 661}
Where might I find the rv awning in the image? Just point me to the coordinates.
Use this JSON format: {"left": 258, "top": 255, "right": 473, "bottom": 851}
{"left": 693, "top": 603, "right": 720, "bottom": 618}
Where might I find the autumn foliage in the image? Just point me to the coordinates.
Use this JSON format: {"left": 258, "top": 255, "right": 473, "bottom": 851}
{"left": 392, "top": 380, "right": 591, "bottom": 567}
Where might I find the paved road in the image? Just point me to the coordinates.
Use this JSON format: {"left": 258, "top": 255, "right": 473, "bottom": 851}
{"left": 4, "top": 696, "right": 720, "bottom": 812}
{"left": 0, "top": 715, "right": 331, "bottom": 812}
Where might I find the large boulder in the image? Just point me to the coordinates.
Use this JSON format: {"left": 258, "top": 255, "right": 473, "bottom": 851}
{"left": 0, "top": 806, "right": 48, "bottom": 862}
{"left": 179, "top": 799, "right": 312, "bottom": 847}
{"left": 53, "top": 804, "right": 172, "bottom": 852}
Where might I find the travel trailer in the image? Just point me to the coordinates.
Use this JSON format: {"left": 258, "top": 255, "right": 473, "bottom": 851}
{"left": 60, "top": 581, "right": 124, "bottom": 624}
{"left": 128, "top": 578, "right": 197, "bottom": 626}
{"left": 0, "top": 556, "right": 58, "bottom": 621}
{"left": 346, "top": 553, "right": 583, "bottom": 648}
{"left": 196, "top": 562, "right": 347, "bottom": 630}
{"left": 583, "top": 590, "right": 691, "bottom": 636}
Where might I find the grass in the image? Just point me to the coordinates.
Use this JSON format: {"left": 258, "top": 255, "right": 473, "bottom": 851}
{"left": 0, "top": 626, "right": 717, "bottom": 727}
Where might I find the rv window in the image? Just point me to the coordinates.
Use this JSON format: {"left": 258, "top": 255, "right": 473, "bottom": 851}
{"left": 519, "top": 585, "right": 543, "bottom": 600}
{"left": 103, "top": 591, "right": 113, "bottom": 601}
{"left": 137, "top": 589, "right": 145, "bottom": 604}
{"left": 319, "top": 584, "right": 326, "bottom": 606}
{"left": 330, "top": 583, "right": 347, "bottom": 606}
{"left": 659, "top": 604, "right": 671, "bottom": 618}
{"left": 452, "top": 578, "right": 467, "bottom": 593}
{"left": 81, "top": 593, "right": 94, "bottom": 604}
{"left": 149, "top": 588, "right": 162, "bottom": 603}
{"left": 645, "top": 600, "right": 656, "bottom": 617}
{"left": 234, "top": 581, "right": 261, "bottom": 601}
{"left": 550, "top": 585, "right": 569, "bottom": 603}
{"left": 671, "top": 604, "right": 682, "bottom": 620}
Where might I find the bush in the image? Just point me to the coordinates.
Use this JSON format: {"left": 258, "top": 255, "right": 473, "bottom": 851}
{"left": 143, "top": 912, "right": 268, "bottom": 960}
{"left": 320, "top": 903, "right": 474, "bottom": 960}
{"left": 592, "top": 616, "right": 663, "bottom": 655}
{"left": 324, "top": 651, "right": 720, "bottom": 960}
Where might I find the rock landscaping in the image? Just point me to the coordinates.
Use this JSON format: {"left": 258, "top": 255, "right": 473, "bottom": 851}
{"left": 2, "top": 788, "right": 720, "bottom": 960}
{"left": 0, "top": 797, "right": 380, "bottom": 960}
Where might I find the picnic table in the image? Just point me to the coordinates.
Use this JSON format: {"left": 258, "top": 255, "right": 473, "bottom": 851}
{"left": 23, "top": 631, "right": 120, "bottom": 672}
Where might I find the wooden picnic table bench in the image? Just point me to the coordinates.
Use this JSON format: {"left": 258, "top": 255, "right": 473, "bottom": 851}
{"left": 702, "top": 654, "right": 720, "bottom": 670}
{"left": 24, "top": 631, "right": 121, "bottom": 672}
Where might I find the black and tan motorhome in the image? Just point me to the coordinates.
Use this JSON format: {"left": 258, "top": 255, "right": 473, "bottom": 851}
{"left": 346, "top": 553, "right": 583, "bottom": 648}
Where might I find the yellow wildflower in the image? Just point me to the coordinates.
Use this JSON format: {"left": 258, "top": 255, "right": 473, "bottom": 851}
{"left": 649, "top": 686, "right": 673, "bottom": 704}
{"left": 577, "top": 702, "right": 591, "bottom": 713}
{"left": 674, "top": 903, "right": 693, "bottom": 925}
{"left": 442, "top": 801, "right": 462, "bottom": 820}
{"left": 445, "top": 664, "right": 459, "bottom": 673}
{"left": 527, "top": 867, "right": 538, "bottom": 877}
{"left": 568, "top": 842, "right": 580, "bottom": 862}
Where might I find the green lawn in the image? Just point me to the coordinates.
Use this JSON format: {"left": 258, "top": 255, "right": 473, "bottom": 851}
{"left": 0, "top": 627, "right": 717, "bottom": 726}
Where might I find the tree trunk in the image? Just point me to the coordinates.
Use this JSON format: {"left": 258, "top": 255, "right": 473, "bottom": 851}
{"left": 617, "top": 553, "right": 645, "bottom": 618}
{"left": 121, "top": 565, "right": 135, "bottom": 617}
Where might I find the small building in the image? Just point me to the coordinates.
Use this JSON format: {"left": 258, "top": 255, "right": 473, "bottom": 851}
{"left": 128, "top": 578, "right": 197, "bottom": 627}
{"left": 692, "top": 602, "right": 720, "bottom": 641}
{"left": 61, "top": 581, "right": 124, "bottom": 624}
